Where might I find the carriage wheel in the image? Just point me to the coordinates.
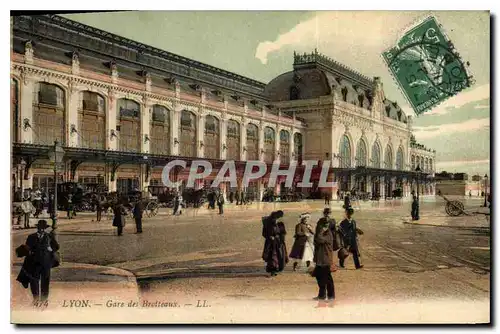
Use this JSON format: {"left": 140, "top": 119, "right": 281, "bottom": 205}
{"left": 447, "top": 201, "right": 463, "bottom": 216}
{"left": 146, "top": 202, "right": 159, "bottom": 217}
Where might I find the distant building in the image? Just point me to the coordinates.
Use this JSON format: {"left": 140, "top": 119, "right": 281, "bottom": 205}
{"left": 435, "top": 172, "right": 488, "bottom": 196}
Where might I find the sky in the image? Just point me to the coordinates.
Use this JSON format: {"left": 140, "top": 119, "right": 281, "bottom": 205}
{"left": 63, "top": 11, "right": 490, "bottom": 176}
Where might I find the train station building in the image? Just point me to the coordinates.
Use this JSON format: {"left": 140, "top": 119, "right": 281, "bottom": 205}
{"left": 11, "top": 14, "right": 436, "bottom": 200}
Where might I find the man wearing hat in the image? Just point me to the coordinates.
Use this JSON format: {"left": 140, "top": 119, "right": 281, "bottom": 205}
{"left": 338, "top": 207, "right": 364, "bottom": 269}
{"left": 17, "top": 220, "right": 60, "bottom": 301}
{"left": 315, "top": 208, "right": 340, "bottom": 249}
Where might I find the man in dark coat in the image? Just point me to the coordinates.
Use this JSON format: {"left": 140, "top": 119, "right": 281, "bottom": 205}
{"left": 95, "top": 198, "right": 103, "bottom": 222}
{"left": 217, "top": 193, "right": 225, "bottom": 214}
{"left": 262, "top": 210, "right": 287, "bottom": 276}
{"left": 173, "top": 194, "right": 180, "bottom": 215}
{"left": 235, "top": 191, "right": 240, "bottom": 205}
{"left": 338, "top": 207, "right": 364, "bottom": 269}
{"left": 324, "top": 193, "right": 330, "bottom": 205}
{"left": 313, "top": 214, "right": 335, "bottom": 301}
{"left": 66, "top": 194, "right": 74, "bottom": 219}
{"left": 411, "top": 194, "right": 419, "bottom": 221}
{"left": 315, "top": 208, "right": 340, "bottom": 251}
{"left": 112, "top": 203, "right": 126, "bottom": 236}
{"left": 343, "top": 192, "right": 351, "bottom": 209}
{"left": 133, "top": 200, "right": 143, "bottom": 233}
{"left": 17, "top": 220, "right": 60, "bottom": 301}
{"left": 229, "top": 191, "right": 234, "bottom": 204}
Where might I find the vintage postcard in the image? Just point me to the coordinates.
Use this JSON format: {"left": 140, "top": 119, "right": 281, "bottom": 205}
{"left": 10, "top": 10, "right": 490, "bottom": 324}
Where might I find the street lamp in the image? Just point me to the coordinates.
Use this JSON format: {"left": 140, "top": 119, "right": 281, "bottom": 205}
{"left": 48, "top": 140, "right": 65, "bottom": 229}
{"left": 413, "top": 165, "right": 421, "bottom": 221}
{"left": 483, "top": 174, "right": 488, "bottom": 207}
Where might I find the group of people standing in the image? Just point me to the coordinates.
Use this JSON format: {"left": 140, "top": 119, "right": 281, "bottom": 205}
{"left": 261, "top": 206, "right": 364, "bottom": 302}
{"left": 207, "top": 191, "right": 225, "bottom": 214}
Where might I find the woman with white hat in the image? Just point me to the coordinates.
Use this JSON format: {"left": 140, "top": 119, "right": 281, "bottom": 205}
{"left": 289, "top": 213, "right": 314, "bottom": 271}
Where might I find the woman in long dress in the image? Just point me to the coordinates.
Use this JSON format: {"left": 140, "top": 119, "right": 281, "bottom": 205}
{"left": 290, "top": 213, "right": 314, "bottom": 270}
{"left": 262, "top": 210, "right": 287, "bottom": 276}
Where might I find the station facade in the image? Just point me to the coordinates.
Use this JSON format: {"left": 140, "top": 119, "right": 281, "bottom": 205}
{"left": 11, "top": 15, "right": 436, "bottom": 200}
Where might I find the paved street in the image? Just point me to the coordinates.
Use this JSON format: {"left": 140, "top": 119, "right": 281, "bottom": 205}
{"left": 11, "top": 197, "right": 490, "bottom": 323}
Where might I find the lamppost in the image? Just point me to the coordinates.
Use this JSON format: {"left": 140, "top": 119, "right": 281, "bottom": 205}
{"left": 413, "top": 165, "right": 421, "bottom": 220}
{"left": 48, "top": 140, "right": 65, "bottom": 229}
{"left": 415, "top": 165, "right": 421, "bottom": 201}
{"left": 483, "top": 174, "right": 488, "bottom": 207}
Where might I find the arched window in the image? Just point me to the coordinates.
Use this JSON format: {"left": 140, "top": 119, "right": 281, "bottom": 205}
{"left": 150, "top": 105, "right": 170, "bottom": 155}
{"left": 424, "top": 158, "right": 429, "bottom": 172}
{"left": 356, "top": 139, "right": 367, "bottom": 167}
{"left": 226, "top": 120, "right": 240, "bottom": 161}
{"left": 411, "top": 155, "right": 416, "bottom": 170}
{"left": 117, "top": 99, "right": 140, "bottom": 152}
{"left": 429, "top": 158, "right": 433, "bottom": 172}
{"left": 290, "top": 86, "right": 299, "bottom": 100}
{"left": 294, "top": 132, "right": 303, "bottom": 161}
{"left": 180, "top": 110, "right": 197, "bottom": 157}
{"left": 79, "top": 91, "right": 106, "bottom": 149}
{"left": 204, "top": 115, "right": 220, "bottom": 159}
{"left": 280, "top": 130, "right": 290, "bottom": 164}
{"left": 371, "top": 141, "right": 381, "bottom": 168}
{"left": 341, "top": 87, "right": 348, "bottom": 102}
{"left": 385, "top": 145, "right": 393, "bottom": 169}
{"left": 246, "top": 123, "right": 259, "bottom": 161}
{"left": 11, "top": 78, "right": 19, "bottom": 143}
{"left": 339, "top": 135, "right": 351, "bottom": 168}
{"left": 396, "top": 147, "right": 404, "bottom": 170}
{"left": 264, "top": 127, "right": 275, "bottom": 164}
{"left": 33, "top": 82, "right": 65, "bottom": 145}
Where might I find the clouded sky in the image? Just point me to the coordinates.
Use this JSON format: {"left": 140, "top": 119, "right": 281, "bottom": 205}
{"left": 63, "top": 11, "right": 490, "bottom": 176}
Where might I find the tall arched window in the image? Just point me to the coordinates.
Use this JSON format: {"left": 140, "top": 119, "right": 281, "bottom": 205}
{"left": 150, "top": 104, "right": 170, "bottom": 155}
{"left": 79, "top": 91, "right": 106, "bottom": 149}
{"left": 180, "top": 110, "right": 197, "bottom": 157}
{"left": 226, "top": 120, "right": 240, "bottom": 161}
{"left": 11, "top": 78, "right": 19, "bottom": 143}
{"left": 264, "top": 127, "right": 276, "bottom": 164}
{"left": 429, "top": 158, "right": 433, "bottom": 172}
{"left": 411, "top": 155, "right": 416, "bottom": 170}
{"left": 424, "top": 158, "right": 429, "bottom": 172}
{"left": 33, "top": 82, "right": 66, "bottom": 145}
{"left": 396, "top": 147, "right": 404, "bottom": 170}
{"left": 117, "top": 99, "right": 140, "bottom": 152}
{"left": 204, "top": 115, "right": 220, "bottom": 159}
{"left": 280, "top": 130, "right": 290, "bottom": 164}
{"left": 246, "top": 123, "right": 259, "bottom": 161}
{"left": 294, "top": 132, "right": 303, "bottom": 161}
{"left": 371, "top": 141, "right": 381, "bottom": 168}
{"left": 340, "top": 135, "right": 351, "bottom": 168}
{"left": 356, "top": 139, "right": 367, "bottom": 167}
{"left": 384, "top": 145, "right": 393, "bottom": 169}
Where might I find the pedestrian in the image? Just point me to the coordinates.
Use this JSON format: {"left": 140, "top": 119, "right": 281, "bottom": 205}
{"left": 338, "top": 207, "right": 364, "bottom": 269}
{"left": 313, "top": 213, "right": 335, "bottom": 302}
{"left": 343, "top": 192, "right": 351, "bottom": 209}
{"left": 336, "top": 190, "right": 340, "bottom": 202}
{"left": 411, "top": 194, "right": 419, "bottom": 221}
{"left": 289, "top": 213, "right": 314, "bottom": 271}
{"left": 469, "top": 190, "right": 472, "bottom": 198}
{"left": 261, "top": 210, "right": 288, "bottom": 276}
{"left": 112, "top": 202, "right": 126, "bottom": 236}
{"left": 66, "top": 194, "right": 74, "bottom": 219}
{"left": 229, "top": 191, "right": 234, "bottom": 204}
{"left": 173, "top": 194, "right": 180, "bottom": 215}
{"left": 217, "top": 193, "right": 225, "bottom": 214}
{"left": 324, "top": 193, "right": 330, "bottom": 206}
{"left": 178, "top": 194, "right": 184, "bottom": 215}
{"left": 20, "top": 199, "right": 34, "bottom": 229}
{"left": 16, "top": 219, "right": 60, "bottom": 303}
{"left": 95, "top": 198, "right": 103, "bottom": 222}
{"left": 133, "top": 199, "right": 143, "bottom": 233}
{"left": 32, "top": 188, "right": 42, "bottom": 218}
{"left": 235, "top": 191, "right": 240, "bottom": 205}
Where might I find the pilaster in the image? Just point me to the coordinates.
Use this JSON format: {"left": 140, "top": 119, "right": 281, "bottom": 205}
{"left": 141, "top": 99, "right": 151, "bottom": 153}
{"left": 67, "top": 81, "right": 79, "bottom": 147}
{"left": 107, "top": 89, "right": 117, "bottom": 151}
{"left": 220, "top": 113, "right": 228, "bottom": 160}
{"left": 258, "top": 122, "right": 265, "bottom": 162}
{"left": 240, "top": 118, "right": 247, "bottom": 161}
{"left": 171, "top": 103, "right": 181, "bottom": 155}
{"left": 197, "top": 113, "right": 205, "bottom": 158}
{"left": 19, "top": 72, "right": 34, "bottom": 144}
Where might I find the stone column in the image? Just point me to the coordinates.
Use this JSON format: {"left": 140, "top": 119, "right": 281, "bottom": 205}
{"left": 107, "top": 90, "right": 117, "bottom": 151}
{"left": 275, "top": 125, "right": 281, "bottom": 165}
{"left": 259, "top": 122, "right": 264, "bottom": 162}
{"left": 240, "top": 119, "right": 247, "bottom": 161}
{"left": 140, "top": 101, "right": 151, "bottom": 191}
{"left": 19, "top": 74, "right": 34, "bottom": 144}
{"left": 391, "top": 177, "right": 397, "bottom": 195}
{"left": 171, "top": 104, "right": 180, "bottom": 155}
{"left": 290, "top": 129, "right": 295, "bottom": 163}
{"left": 220, "top": 115, "right": 227, "bottom": 160}
{"left": 67, "top": 82, "right": 79, "bottom": 147}
{"left": 366, "top": 176, "right": 372, "bottom": 196}
{"left": 197, "top": 113, "right": 205, "bottom": 158}
{"left": 141, "top": 100, "right": 151, "bottom": 154}
{"left": 380, "top": 176, "right": 385, "bottom": 198}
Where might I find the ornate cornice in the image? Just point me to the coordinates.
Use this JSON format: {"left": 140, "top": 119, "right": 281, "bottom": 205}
{"left": 13, "top": 15, "right": 266, "bottom": 99}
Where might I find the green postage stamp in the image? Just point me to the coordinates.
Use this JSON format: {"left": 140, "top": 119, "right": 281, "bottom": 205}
{"left": 382, "top": 16, "right": 474, "bottom": 115}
